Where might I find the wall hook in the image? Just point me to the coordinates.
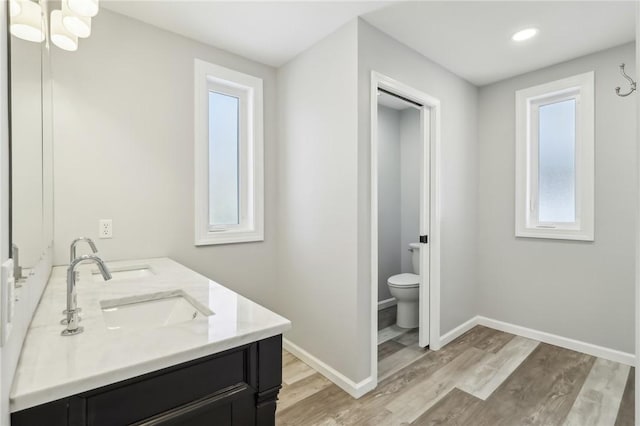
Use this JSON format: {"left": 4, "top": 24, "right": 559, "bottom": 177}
{"left": 615, "top": 63, "right": 636, "bottom": 97}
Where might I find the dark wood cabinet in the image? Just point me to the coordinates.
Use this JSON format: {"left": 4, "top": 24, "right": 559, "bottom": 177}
{"left": 12, "top": 335, "right": 282, "bottom": 426}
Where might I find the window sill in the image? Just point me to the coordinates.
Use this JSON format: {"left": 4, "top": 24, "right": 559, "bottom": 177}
{"left": 195, "top": 229, "right": 264, "bottom": 246}
{"left": 515, "top": 227, "right": 594, "bottom": 242}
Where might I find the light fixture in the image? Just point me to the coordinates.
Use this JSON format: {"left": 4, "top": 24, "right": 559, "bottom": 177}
{"left": 50, "top": 10, "right": 78, "bottom": 51}
{"left": 10, "top": 0, "right": 98, "bottom": 51}
{"left": 10, "top": 0, "right": 44, "bottom": 43}
{"left": 9, "top": 0, "right": 21, "bottom": 18}
{"left": 512, "top": 28, "right": 538, "bottom": 42}
{"left": 62, "top": 0, "right": 91, "bottom": 38}
{"left": 67, "top": 0, "right": 99, "bottom": 17}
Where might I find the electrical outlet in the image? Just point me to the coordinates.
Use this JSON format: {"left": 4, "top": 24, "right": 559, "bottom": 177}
{"left": 99, "top": 219, "right": 113, "bottom": 239}
{"left": 1, "top": 259, "right": 15, "bottom": 346}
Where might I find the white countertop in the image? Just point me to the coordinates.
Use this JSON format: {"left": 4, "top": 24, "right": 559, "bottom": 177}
{"left": 10, "top": 257, "right": 291, "bottom": 412}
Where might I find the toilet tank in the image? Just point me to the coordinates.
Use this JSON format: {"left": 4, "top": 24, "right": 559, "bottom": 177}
{"left": 409, "top": 243, "right": 420, "bottom": 274}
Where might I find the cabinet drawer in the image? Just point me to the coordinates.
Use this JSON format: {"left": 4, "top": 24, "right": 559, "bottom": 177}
{"left": 133, "top": 384, "right": 255, "bottom": 426}
{"left": 86, "top": 348, "right": 248, "bottom": 426}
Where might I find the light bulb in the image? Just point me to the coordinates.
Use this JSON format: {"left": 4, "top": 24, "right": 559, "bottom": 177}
{"left": 10, "top": 0, "right": 44, "bottom": 43}
{"left": 51, "top": 10, "right": 78, "bottom": 51}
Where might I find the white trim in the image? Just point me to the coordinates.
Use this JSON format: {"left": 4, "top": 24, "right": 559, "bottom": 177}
{"left": 370, "top": 71, "right": 443, "bottom": 392}
{"left": 286, "top": 315, "right": 636, "bottom": 403}
{"left": 476, "top": 316, "right": 635, "bottom": 366}
{"left": 377, "top": 297, "right": 397, "bottom": 311}
{"left": 429, "top": 93, "right": 442, "bottom": 351}
{"left": 194, "top": 58, "right": 264, "bottom": 246}
{"left": 283, "top": 338, "right": 375, "bottom": 399}
{"left": 438, "top": 316, "right": 635, "bottom": 366}
{"left": 438, "top": 316, "right": 480, "bottom": 347}
{"left": 515, "top": 71, "right": 595, "bottom": 241}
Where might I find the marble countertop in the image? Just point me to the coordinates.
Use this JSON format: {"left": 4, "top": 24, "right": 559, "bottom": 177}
{"left": 10, "top": 257, "right": 291, "bottom": 412}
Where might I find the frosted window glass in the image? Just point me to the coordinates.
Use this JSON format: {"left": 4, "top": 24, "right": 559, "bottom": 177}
{"left": 208, "top": 91, "right": 239, "bottom": 226}
{"left": 538, "top": 99, "right": 576, "bottom": 223}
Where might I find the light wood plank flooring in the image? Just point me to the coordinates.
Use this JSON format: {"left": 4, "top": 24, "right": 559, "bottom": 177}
{"left": 378, "top": 328, "right": 428, "bottom": 382}
{"left": 276, "top": 326, "right": 635, "bottom": 426}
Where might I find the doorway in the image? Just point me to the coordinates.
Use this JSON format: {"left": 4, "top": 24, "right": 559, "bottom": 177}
{"left": 370, "top": 71, "right": 441, "bottom": 387}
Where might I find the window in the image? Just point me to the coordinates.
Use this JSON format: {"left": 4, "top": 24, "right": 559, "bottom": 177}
{"left": 194, "top": 59, "right": 263, "bottom": 245}
{"left": 515, "top": 72, "right": 594, "bottom": 241}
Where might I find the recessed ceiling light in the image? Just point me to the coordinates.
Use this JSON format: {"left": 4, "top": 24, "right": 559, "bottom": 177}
{"left": 512, "top": 28, "right": 538, "bottom": 42}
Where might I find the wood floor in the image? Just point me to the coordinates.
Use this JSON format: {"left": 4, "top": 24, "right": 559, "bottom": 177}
{"left": 276, "top": 326, "right": 635, "bottom": 426}
{"left": 378, "top": 328, "right": 427, "bottom": 382}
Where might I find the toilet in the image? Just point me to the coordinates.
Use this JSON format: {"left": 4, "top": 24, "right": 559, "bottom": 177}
{"left": 387, "top": 243, "right": 420, "bottom": 328}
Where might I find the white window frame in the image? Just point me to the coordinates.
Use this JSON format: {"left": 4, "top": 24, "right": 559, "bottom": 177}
{"left": 194, "top": 58, "right": 264, "bottom": 245}
{"left": 515, "top": 71, "right": 594, "bottom": 241}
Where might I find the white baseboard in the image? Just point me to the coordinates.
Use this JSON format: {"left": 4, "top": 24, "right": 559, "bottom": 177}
{"left": 283, "top": 338, "right": 375, "bottom": 399}
{"left": 475, "top": 316, "right": 636, "bottom": 366}
{"left": 377, "top": 297, "right": 397, "bottom": 311}
{"left": 285, "top": 316, "right": 634, "bottom": 403}
{"left": 438, "top": 316, "right": 480, "bottom": 347}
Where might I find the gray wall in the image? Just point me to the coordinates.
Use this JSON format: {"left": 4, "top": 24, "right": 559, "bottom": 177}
{"left": 477, "top": 42, "right": 637, "bottom": 353}
{"left": 51, "top": 10, "right": 279, "bottom": 310}
{"left": 358, "top": 19, "right": 479, "bottom": 340}
{"left": 377, "top": 105, "right": 401, "bottom": 302}
{"left": 400, "top": 108, "right": 421, "bottom": 273}
{"left": 276, "top": 21, "right": 362, "bottom": 379}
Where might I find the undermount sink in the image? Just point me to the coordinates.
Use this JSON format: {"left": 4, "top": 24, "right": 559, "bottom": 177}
{"left": 92, "top": 264, "right": 154, "bottom": 281}
{"left": 100, "top": 290, "right": 214, "bottom": 331}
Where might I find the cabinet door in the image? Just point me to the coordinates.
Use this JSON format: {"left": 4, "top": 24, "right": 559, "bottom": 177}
{"left": 133, "top": 384, "right": 255, "bottom": 426}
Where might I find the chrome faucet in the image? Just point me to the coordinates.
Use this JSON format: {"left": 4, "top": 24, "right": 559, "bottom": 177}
{"left": 70, "top": 237, "right": 98, "bottom": 262}
{"left": 63, "top": 238, "right": 99, "bottom": 316}
{"left": 62, "top": 254, "right": 112, "bottom": 336}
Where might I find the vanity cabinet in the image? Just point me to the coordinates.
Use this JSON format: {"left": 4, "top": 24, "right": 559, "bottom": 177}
{"left": 11, "top": 335, "right": 282, "bottom": 426}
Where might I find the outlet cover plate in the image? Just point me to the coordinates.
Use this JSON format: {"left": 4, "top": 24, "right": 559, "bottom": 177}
{"left": 99, "top": 219, "right": 113, "bottom": 239}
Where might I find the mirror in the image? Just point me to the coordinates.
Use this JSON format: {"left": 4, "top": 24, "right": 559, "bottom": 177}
{"left": 9, "top": 0, "right": 52, "bottom": 281}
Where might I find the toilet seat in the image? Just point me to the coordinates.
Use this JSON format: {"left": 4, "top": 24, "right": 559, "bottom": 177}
{"left": 387, "top": 273, "right": 420, "bottom": 288}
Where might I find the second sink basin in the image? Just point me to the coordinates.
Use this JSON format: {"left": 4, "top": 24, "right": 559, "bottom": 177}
{"left": 100, "top": 290, "right": 214, "bottom": 331}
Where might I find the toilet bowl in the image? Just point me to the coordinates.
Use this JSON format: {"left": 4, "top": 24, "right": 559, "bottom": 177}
{"left": 387, "top": 243, "right": 420, "bottom": 329}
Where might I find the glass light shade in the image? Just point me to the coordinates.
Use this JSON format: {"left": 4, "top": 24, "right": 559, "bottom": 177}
{"left": 9, "top": 0, "right": 21, "bottom": 18}
{"left": 67, "top": 0, "right": 98, "bottom": 17}
{"left": 62, "top": 1, "right": 91, "bottom": 38}
{"left": 10, "top": 0, "right": 44, "bottom": 43}
{"left": 51, "top": 10, "right": 78, "bottom": 51}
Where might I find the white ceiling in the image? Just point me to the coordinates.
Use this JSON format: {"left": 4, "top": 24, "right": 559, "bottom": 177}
{"left": 102, "top": 1, "right": 392, "bottom": 67}
{"left": 363, "top": 1, "right": 636, "bottom": 85}
{"left": 102, "top": 1, "right": 636, "bottom": 86}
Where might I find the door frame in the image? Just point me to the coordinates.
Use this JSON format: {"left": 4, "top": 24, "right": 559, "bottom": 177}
{"left": 370, "top": 71, "right": 442, "bottom": 386}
